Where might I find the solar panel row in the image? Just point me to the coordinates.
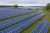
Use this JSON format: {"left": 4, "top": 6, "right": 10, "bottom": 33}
{"left": 0, "top": 12, "right": 44, "bottom": 33}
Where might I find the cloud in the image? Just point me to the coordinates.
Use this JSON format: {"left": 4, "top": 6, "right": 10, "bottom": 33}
{"left": 17, "top": 3, "right": 46, "bottom": 6}
{"left": 0, "top": 0, "right": 16, "bottom": 5}
{"left": 0, "top": 0, "right": 50, "bottom": 6}
{"left": 17, "top": 0, "right": 48, "bottom": 6}
{"left": 17, "top": 0, "right": 48, "bottom": 4}
{"left": 16, "top": 0, "right": 49, "bottom": 6}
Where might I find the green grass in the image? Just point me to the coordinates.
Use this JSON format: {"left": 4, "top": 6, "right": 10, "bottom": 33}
{"left": 42, "top": 9, "right": 50, "bottom": 33}
{"left": 48, "top": 27, "right": 50, "bottom": 33}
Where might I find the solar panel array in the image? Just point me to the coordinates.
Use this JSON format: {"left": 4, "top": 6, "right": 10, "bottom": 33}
{"left": 0, "top": 7, "right": 49, "bottom": 33}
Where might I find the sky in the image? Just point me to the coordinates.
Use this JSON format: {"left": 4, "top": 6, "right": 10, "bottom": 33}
{"left": 0, "top": 0, "right": 16, "bottom": 5}
{"left": 0, "top": 0, "right": 50, "bottom": 6}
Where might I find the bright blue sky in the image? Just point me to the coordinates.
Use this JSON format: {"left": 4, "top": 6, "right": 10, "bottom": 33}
{"left": 0, "top": 0, "right": 50, "bottom": 6}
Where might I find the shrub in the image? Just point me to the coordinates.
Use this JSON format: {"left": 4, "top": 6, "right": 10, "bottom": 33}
{"left": 46, "top": 3, "right": 50, "bottom": 11}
